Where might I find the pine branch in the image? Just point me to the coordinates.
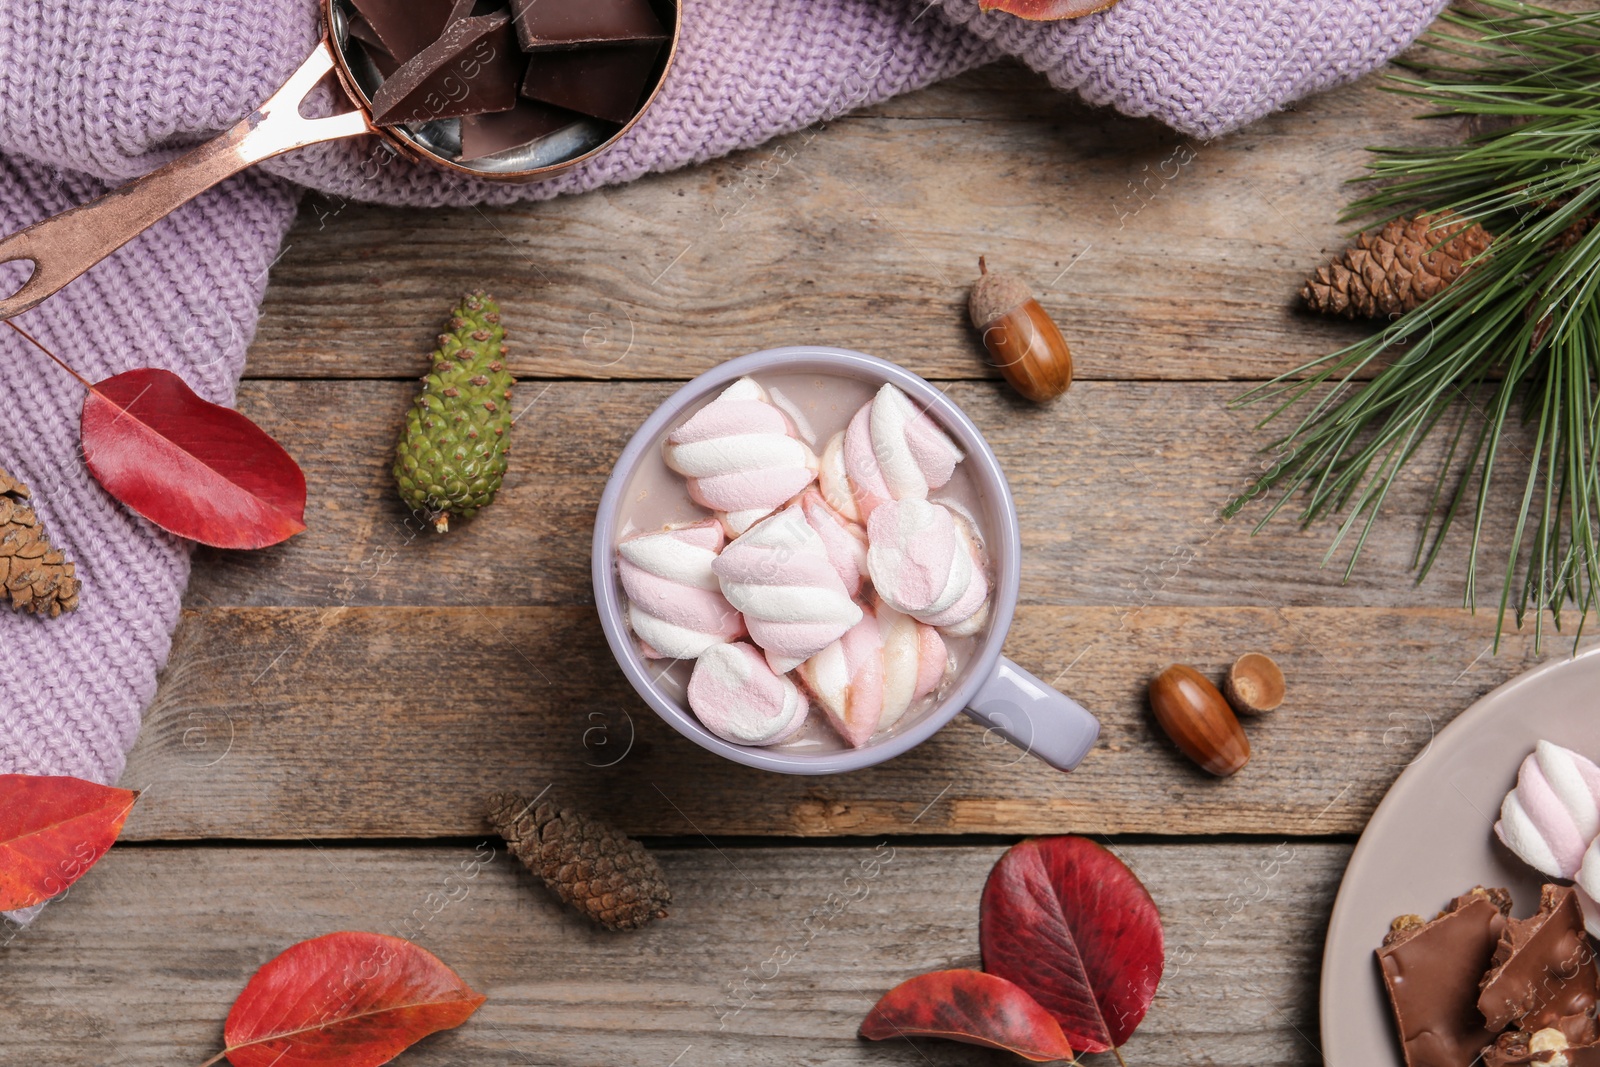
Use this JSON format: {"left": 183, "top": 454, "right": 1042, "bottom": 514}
{"left": 1230, "top": 0, "right": 1600, "bottom": 650}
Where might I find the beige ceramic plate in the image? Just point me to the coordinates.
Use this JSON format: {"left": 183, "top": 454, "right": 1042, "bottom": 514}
{"left": 1321, "top": 646, "right": 1600, "bottom": 1065}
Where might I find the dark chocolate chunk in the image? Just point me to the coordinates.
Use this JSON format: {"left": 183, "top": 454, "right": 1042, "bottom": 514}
{"left": 349, "top": 0, "right": 475, "bottom": 64}
{"left": 357, "top": 39, "right": 401, "bottom": 79}
{"left": 1480, "top": 885, "right": 1600, "bottom": 1038}
{"left": 370, "top": 12, "right": 523, "bottom": 126}
{"left": 345, "top": 13, "right": 391, "bottom": 56}
{"left": 509, "top": 0, "right": 665, "bottom": 50}
{"left": 520, "top": 40, "right": 662, "bottom": 123}
{"left": 1378, "top": 887, "right": 1513, "bottom": 1067}
{"left": 459, "top": 100, "right": 582, "bottom": 160}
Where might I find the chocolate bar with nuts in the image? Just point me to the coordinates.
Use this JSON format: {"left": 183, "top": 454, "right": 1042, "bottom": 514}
{"left": 1378, "top": 886, "right": 1514, "bottom": 1067}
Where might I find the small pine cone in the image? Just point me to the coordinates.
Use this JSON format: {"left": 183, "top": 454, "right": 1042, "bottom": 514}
{"left": 486, "top": 792, "right": 670, "bottom": 931}
{"left": 0, "top": 467, "right": 80, "bottom": 618}
{"left": 1302, "top": 213, "right": 1493, "bottom": 319}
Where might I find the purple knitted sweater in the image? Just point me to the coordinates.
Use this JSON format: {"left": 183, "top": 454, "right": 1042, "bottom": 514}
{"left": 0, "top": 0, "right": 1444, "bottom": 796}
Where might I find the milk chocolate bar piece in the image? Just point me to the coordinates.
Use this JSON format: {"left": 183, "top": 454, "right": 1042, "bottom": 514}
{"left": 509, "top": 0, "right": 665, "bottom": 50}
{"left": 371, "top": 12, "right": 523, "bottom": 126}
{"left": 1485, "top": 1025, "right": 1600, "bottom": 1067}
{"left": 349, "top": 0, "right": 475, "bottom": 64}
{"left": 1480, "top": 885, "right": 1600, "bottom": 1038}
{"left": 1378, "top": 886, "right": 1513, "bottom": 1067}
{"left": 520, "top": 40, "right": 662, "bottom": 123}
{"left": 459, "top": 100, "right": 581, "bottom": 160}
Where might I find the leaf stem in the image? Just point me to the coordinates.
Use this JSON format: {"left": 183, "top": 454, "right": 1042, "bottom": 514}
{"left": 4, "top": 319, "right": 92, "bottom": 389}
{"left": 1112, "top": 1045, "right": 1131, "bottom": 1067}
{"left": 195, "top": 1051, "right": 227, "bottom": 1067}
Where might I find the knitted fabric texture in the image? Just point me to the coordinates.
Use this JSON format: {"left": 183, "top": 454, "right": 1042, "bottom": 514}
{"left": 0, "top": 0, "right": 1439, "bottom": 894}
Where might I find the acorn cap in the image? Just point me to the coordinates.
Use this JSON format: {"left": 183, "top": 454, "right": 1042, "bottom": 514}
{"left": 968, "top": 256, "right": 1033, "bottom": 330}
{"left": 1223, "top": 652, "right": 1285, "bottom": 715}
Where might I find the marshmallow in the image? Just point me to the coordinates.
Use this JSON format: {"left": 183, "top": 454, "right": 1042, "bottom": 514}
{"left": 800, "top": 489, "right": 868, "bottom": 598}
{"left": 663, "top": 378, "right": 819, "bottom": 535}
{"left": 818, "top": 431, "right": 860, "bottom": 522}
{"left": 800, "top": 603, "right": 949, "bottom": 747}
{"left": 1495, "top": 740, "right": 1600, "bottom": 879}
{"left": 1579, "top": 866, "right": 1600, "bottom": 939}
{"left": 688, "top": 642, "right": 810, "bottom": 746}
{"left": 617, "top": 521, "right": 745, "bottom": 660}
{"left": 836, "top": 384, "right": 963, "bottom": 519}
{"left": 866, "top": 498, "right": 990, "bottom": 634}
{"left": 713, "top": 504, "right": 865, "bottom": 673}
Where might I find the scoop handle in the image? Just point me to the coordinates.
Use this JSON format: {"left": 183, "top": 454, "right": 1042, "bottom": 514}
{"left": 0, "top": 37, "right": 369, "bottom": 320}
{"left": 963, "top": 657, "right": 1101, "bottom": 771}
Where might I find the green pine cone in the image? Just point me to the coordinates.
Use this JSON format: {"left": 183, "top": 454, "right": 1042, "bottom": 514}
{"left": 393, "top": 292, "right": 516, "bottom": 533}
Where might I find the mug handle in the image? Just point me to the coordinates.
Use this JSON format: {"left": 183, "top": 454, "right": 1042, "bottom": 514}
{"left": 963, "top": 657, "right": 1100, "bottom": 771}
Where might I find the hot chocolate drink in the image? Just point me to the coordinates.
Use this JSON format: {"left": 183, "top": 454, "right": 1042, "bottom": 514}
{"left": 611, "top": 370, "right": 998, "bottom": 752}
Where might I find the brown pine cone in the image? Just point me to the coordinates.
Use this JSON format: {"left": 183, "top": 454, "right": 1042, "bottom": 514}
{"left": 0, "top": 467, "right": 80, "bottom": 618}
{"left": 486, "top": 792, "right": 670, "bottom": 931}
{"left": 1302, "top": 213, "right": 1493, "bottom": 319}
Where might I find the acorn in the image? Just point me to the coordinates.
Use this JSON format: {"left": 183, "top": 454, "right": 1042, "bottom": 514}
{"left": 967, "top": 257, "right": 1074, "bottom": 403}
{"left": 1148, "top": 664, "right": 1251, "bottom": 777}
{"left": 1223, "top": 652, "right": 1285, "bottom": 716}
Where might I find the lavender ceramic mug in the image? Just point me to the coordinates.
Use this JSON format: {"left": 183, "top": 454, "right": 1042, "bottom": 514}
{"left": 592, "top": 346, "right": 1100, "bottom": 774}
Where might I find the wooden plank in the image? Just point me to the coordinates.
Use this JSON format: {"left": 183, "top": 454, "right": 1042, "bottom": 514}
{"left": 188, "top": 378, "right": 1544, "bottom": 611}
{"left": 246, "top": 65, "right": 1443, "bottom": 383}
{"left": 0, "top": 842, "right": 1348, "bottom": 1065}
{"left": 121, "top": 603, "right": 1569, "bottom": 840}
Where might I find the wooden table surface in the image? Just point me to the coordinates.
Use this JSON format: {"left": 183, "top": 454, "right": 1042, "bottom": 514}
{"left": 4, "top": 60, "right": 1578, "bottom": 1065}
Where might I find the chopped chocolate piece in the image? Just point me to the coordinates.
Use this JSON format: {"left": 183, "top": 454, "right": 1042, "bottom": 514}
{"left": 1481, "top": 885, "right": 1600, "bottom": 1038}
{"left": 1378, "top": 886, "right": 1513, "bottom": 1067}
{"left": 349, "top": 0, "right": 475, "bottom": 64}
{"left": 520, "top": 40, "right": 663, "bottom": 123}
{"left": 358, "top": 39, "right": 401, "bottom": 79}
{"left": 1485, "top": 1026, "right": 1600, "bottom": 1067}
{"left": 345, "top": 12, "right": 391, "bottom": 56}
{"left": 459, "top": 100, "right": 582, "bottom": 160}
{"left": 370, "top": 12, "right": 523, "bottom": 127}
{"left": 508, "top": 0, "right": 666, "bottom": 50}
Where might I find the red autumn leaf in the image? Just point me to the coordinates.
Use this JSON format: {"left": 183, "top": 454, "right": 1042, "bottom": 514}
{"left": 81, "top": 367, "right": 306, "bottom": 549}
{"left": 217, "top": 931, "right": 485, "bottom": 1067}
{"left": 860, "top": 969, "right": 1075, "bottom": 1062}
{"left": 977, "top": 0, "right": 1121, "bottom": 20}
{"left": 0, "top": 773, "right": 138, "bottom": 910}
{"left": 981, "top": 836, "right": 1164, "bottom": 1054}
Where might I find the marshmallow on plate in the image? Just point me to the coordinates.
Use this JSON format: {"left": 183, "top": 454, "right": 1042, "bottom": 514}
{"left": 713, "top": 504, "right": 865, "bottom": 673}
{"left": 800, "top": 490, "right": 868, "bottom": 598}
{"left": 867, "top": 498, "right": 990, "bottom": 636}
{"left": 688, "top": 641, "right": 810, "bottom": 746}
{"left": 617, "top": 521, "right": 746, "bottom": 659}
{"left": 799, "top": 604, "right": 947, "bottom": 748}
{"left": 822, "top": 384, "right": 963, "bottom": 521}
{"left": 663, "top": 377, "right": 818, "bottom": 535}
{"left": 1496, "top": 740, "right": 1600, "bottom": 879}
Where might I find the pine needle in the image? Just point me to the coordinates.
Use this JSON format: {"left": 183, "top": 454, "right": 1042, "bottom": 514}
{"left": 1227, "top": 0, "right": 1600, "bottom": 651}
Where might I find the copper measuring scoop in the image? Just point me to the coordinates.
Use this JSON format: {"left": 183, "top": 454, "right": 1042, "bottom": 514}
{"left": 0, "top": 0, "right": 679, "bottom": 321}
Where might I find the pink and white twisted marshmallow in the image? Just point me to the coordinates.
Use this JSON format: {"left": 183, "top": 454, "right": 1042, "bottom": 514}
{"left": 663, "top": 377, "right": 818, "bottom": 535}
{"left": 713, "top": 503, "right": 863, "bottom": 673}
{"left": 688, "top": 641, "right": 810, "bottom": 746}
{"left": 798, "top": 604, "right": 947, "bottom": 748}
{"left": 819, "top": 383, "right": 963, "bottom": 522}
{"left": 800, "top": 489, "right": 867, "bottom": 598}
{"left": 866, "top": 498, "right": 990, "bottom": 636}
{"left": 617, "top": 521, "right": 746, "bottom": 660}
{"left": 1496, "top": 740, "right": 1600, "bottom": 880}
